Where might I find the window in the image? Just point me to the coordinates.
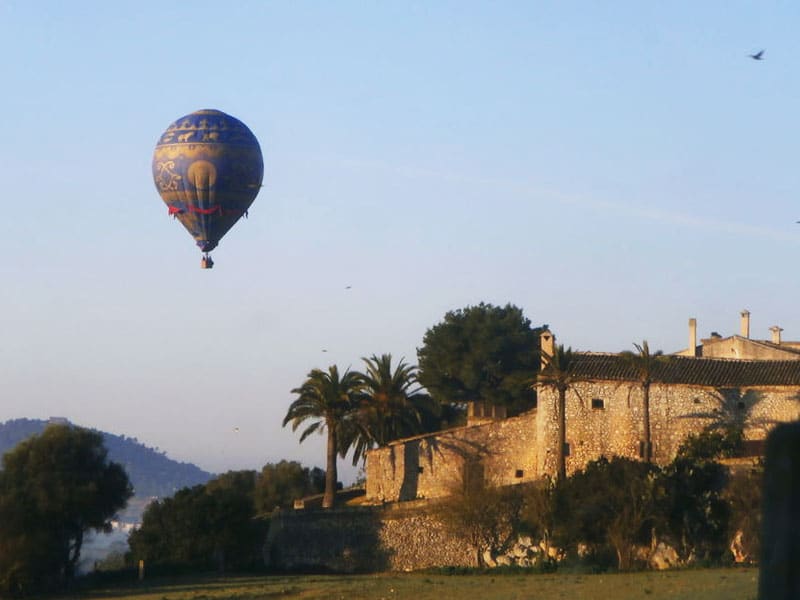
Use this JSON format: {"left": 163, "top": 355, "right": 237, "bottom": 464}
{"left": 418, "top": 466, "right": 424, "bottom": 474}
{"left": 563, "top": 442, "right": 571, "bottom": 457}
{"left": 515, "top": 469, "right": 524, "bottom": 478}
{"left": 591, "top": 398, "right": 604, "bottom": 410}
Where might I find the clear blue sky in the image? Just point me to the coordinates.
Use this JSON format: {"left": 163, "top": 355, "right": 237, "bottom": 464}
{"left": 2, "top": 1, "right": 799, "bottom": 482}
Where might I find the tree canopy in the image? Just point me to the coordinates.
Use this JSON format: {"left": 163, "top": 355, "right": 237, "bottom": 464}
{"left": 254, "top": 460, "right": 325, "bottom": 514}
{"left": 417, "top": 303, "right": 544, "bottom": 414}
{"left": 128, "top": 470, "right": 266, "bottom": 573}
{"left": 346, "top": 354, "right": 441, "bottom": 464}
{"left": 0, "top": 424, "right": 132, "bottom": 593}
{"left": 554, "top": 456, "right": 661, "bottom": 571}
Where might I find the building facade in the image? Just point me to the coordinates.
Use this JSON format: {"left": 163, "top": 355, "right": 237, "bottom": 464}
{"left": 366, "top": 313, "right": 800, "bottom": 504}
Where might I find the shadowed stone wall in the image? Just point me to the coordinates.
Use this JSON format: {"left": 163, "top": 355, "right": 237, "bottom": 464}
{"left": 265, "top": 506, "right": 389, "bottom": 572}
{"left": 265, "top": 502, "right": 476, "bottom": 572}
{"left": 366, "top": 411, "right": 538, "bottom": 503}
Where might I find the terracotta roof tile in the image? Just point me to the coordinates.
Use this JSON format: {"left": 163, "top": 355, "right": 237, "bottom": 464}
{"left": 572, "top": 353, "right": 800, "bottom": 387}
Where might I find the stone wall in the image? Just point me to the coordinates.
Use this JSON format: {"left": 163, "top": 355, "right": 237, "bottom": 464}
{"left": 366, "top": 411, "right": 538, "bottom": 503}
{"left": 536, "top": 382, "right": 800, "bottom": 477}
{"left": 265, "top": 502, "right": 476, "bottom": 572}
{"left": 700, "top": 336, "right": 800, "bottom": 360}
{"left": 366, "top": 381, "right": 800, "bottom": 498}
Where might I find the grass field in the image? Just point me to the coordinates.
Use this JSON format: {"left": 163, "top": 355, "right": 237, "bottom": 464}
{"left": 69, "top": 568, "right": 758, "bottom": 600}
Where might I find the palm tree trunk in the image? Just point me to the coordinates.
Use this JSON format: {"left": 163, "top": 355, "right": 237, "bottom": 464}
{"left": 556, "top": 387, "right": 567, "bottom": 482}
{"left": 642, "top": 383, "right": 652, "bottom": 462}
{"left": 323, "top": 423, "right": 338, "bottom": 509}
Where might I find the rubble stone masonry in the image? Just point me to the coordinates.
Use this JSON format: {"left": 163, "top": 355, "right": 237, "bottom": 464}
{"left": 366, "top": 411, "right": 538, "bottom": 503}
{"left": 367, "top": 379, "right": 800, "bottom": 502}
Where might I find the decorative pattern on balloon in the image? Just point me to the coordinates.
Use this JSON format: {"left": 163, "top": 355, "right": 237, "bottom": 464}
{"left": 152, "top": 109, "right": 264, "bottom": 259}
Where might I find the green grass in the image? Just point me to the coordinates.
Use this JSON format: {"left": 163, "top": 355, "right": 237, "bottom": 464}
{"left": 66, "top": 568, "right": 758, "bottom": 600}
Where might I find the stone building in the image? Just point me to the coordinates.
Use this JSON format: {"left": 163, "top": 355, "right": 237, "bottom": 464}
{"left": 365, "top": 312, "right": 800, "bottom": 504}
{"left": 676, "top": 311, "right": 800, "bottom": 360}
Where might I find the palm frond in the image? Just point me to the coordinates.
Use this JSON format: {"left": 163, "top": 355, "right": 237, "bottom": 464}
{"left": 298, "top": 421, "right": 323, "bottom": 442}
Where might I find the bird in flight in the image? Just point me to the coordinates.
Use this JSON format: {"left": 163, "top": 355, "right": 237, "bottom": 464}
{"left": 749, "top": 50, "right": 765, "bottom": 60}
{"left": 345, "top": 285, "right": 352, "bottom": 289}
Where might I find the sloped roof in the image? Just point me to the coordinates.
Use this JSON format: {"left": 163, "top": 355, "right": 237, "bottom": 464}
{"left": 732, "top": 337, "right": 800, "bottom": 357}
{"left": 571, "top": 353, "right": 800, "bottom": 387}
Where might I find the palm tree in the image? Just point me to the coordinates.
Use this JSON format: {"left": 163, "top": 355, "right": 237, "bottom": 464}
{"left": 536, "top": 345, "right": 580, "bottom": 482}
{"left": 348, "top": 354, "right": 439, "bottom": 464}
{"left": 283, "top": 365, "right": 363, "bottom": 508}
{"left": 620, "top": 340, "right": 667, "bottom": 463}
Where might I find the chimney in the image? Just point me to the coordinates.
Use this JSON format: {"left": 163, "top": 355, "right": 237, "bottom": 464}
{"left": 540, "top": 330, "right": 555, "bottom": 371}
{"left": 688, "top": 318, "right": 697, "bottom": 357}
{"left": 740, "top": 310, "right": 750, "bottom": 339}
{"left": 770, "top": 326, "right": 783, "bottom": 345}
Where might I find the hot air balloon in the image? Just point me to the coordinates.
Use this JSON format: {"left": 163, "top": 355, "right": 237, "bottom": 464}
{"left": 152, "top": 109, "right": 264, "bottom": 268}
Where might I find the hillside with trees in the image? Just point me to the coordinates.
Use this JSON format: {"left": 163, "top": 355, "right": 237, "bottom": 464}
{"left": 0, "top": 418, "right": 212, "bottom": 500}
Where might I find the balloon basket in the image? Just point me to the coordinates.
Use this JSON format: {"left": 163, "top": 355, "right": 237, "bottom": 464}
{"left": 201, "top": 255, "right": 214, "bottom": 269}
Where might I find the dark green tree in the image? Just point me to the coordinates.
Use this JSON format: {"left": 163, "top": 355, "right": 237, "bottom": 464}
{"left": 0, "top": 424, "right": 132, "bottom": 593}
{"left": 128, "top": 470, "right": 265, "bottom": 572}
{"left": 283, "top": 365, "right": 364, "bottom": 508}
{"left": 417, "top": 303, "right": 544, "bottom": 415}
{"left": 724, "top": 464, "right": 762, "bottom": 563}
{"left": 620, "top": 340, "right": 668, "bottom": 462}
{"left": 536, "top": 345, "right": 581, "bottom": 482}
{"left": 555, "top": 456, "right": 661, "bottom": 571}
{"left": 254, "top": 460, "right": 325, "bottom": 513}
{"left": 678, "top": 427, "right": 744, "bottom": 461}
{"left": 661, "top": 458, "right": 730, "bottom": 563}
{"left": 660, "top": 434, "right": 732, "bottom": 563}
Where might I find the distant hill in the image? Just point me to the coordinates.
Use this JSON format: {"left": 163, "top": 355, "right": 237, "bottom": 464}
{"left": 0, "top": 418, "right": 214, "bottom": 501}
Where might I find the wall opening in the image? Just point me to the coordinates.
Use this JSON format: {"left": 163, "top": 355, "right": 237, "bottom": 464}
{"left": 463, "top": 460, "right": 484, "bottom": 492}
{"left": 591, "top": 398, "right": 605, "bottom": 410}
{"left": 638, "top": 441, "right": 653, "bottom": 458}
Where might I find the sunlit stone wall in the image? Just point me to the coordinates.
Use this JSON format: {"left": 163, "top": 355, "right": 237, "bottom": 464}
{"left": 366, "top": 381, "right": 800, "bottom": 500}
{"left": 536, "top": 382, "right": 800, "bottom": 477}
{"left": 365, "top": 411, "right": 538, "bottom": 504}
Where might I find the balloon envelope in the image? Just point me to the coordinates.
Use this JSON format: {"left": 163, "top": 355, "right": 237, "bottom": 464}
{"left": 152, "top": 109, "right": 264, "bottom": 253}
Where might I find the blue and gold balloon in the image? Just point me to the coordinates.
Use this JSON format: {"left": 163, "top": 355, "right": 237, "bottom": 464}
{"left": 152, "top": 109, "right": 263, "bottom": 264}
